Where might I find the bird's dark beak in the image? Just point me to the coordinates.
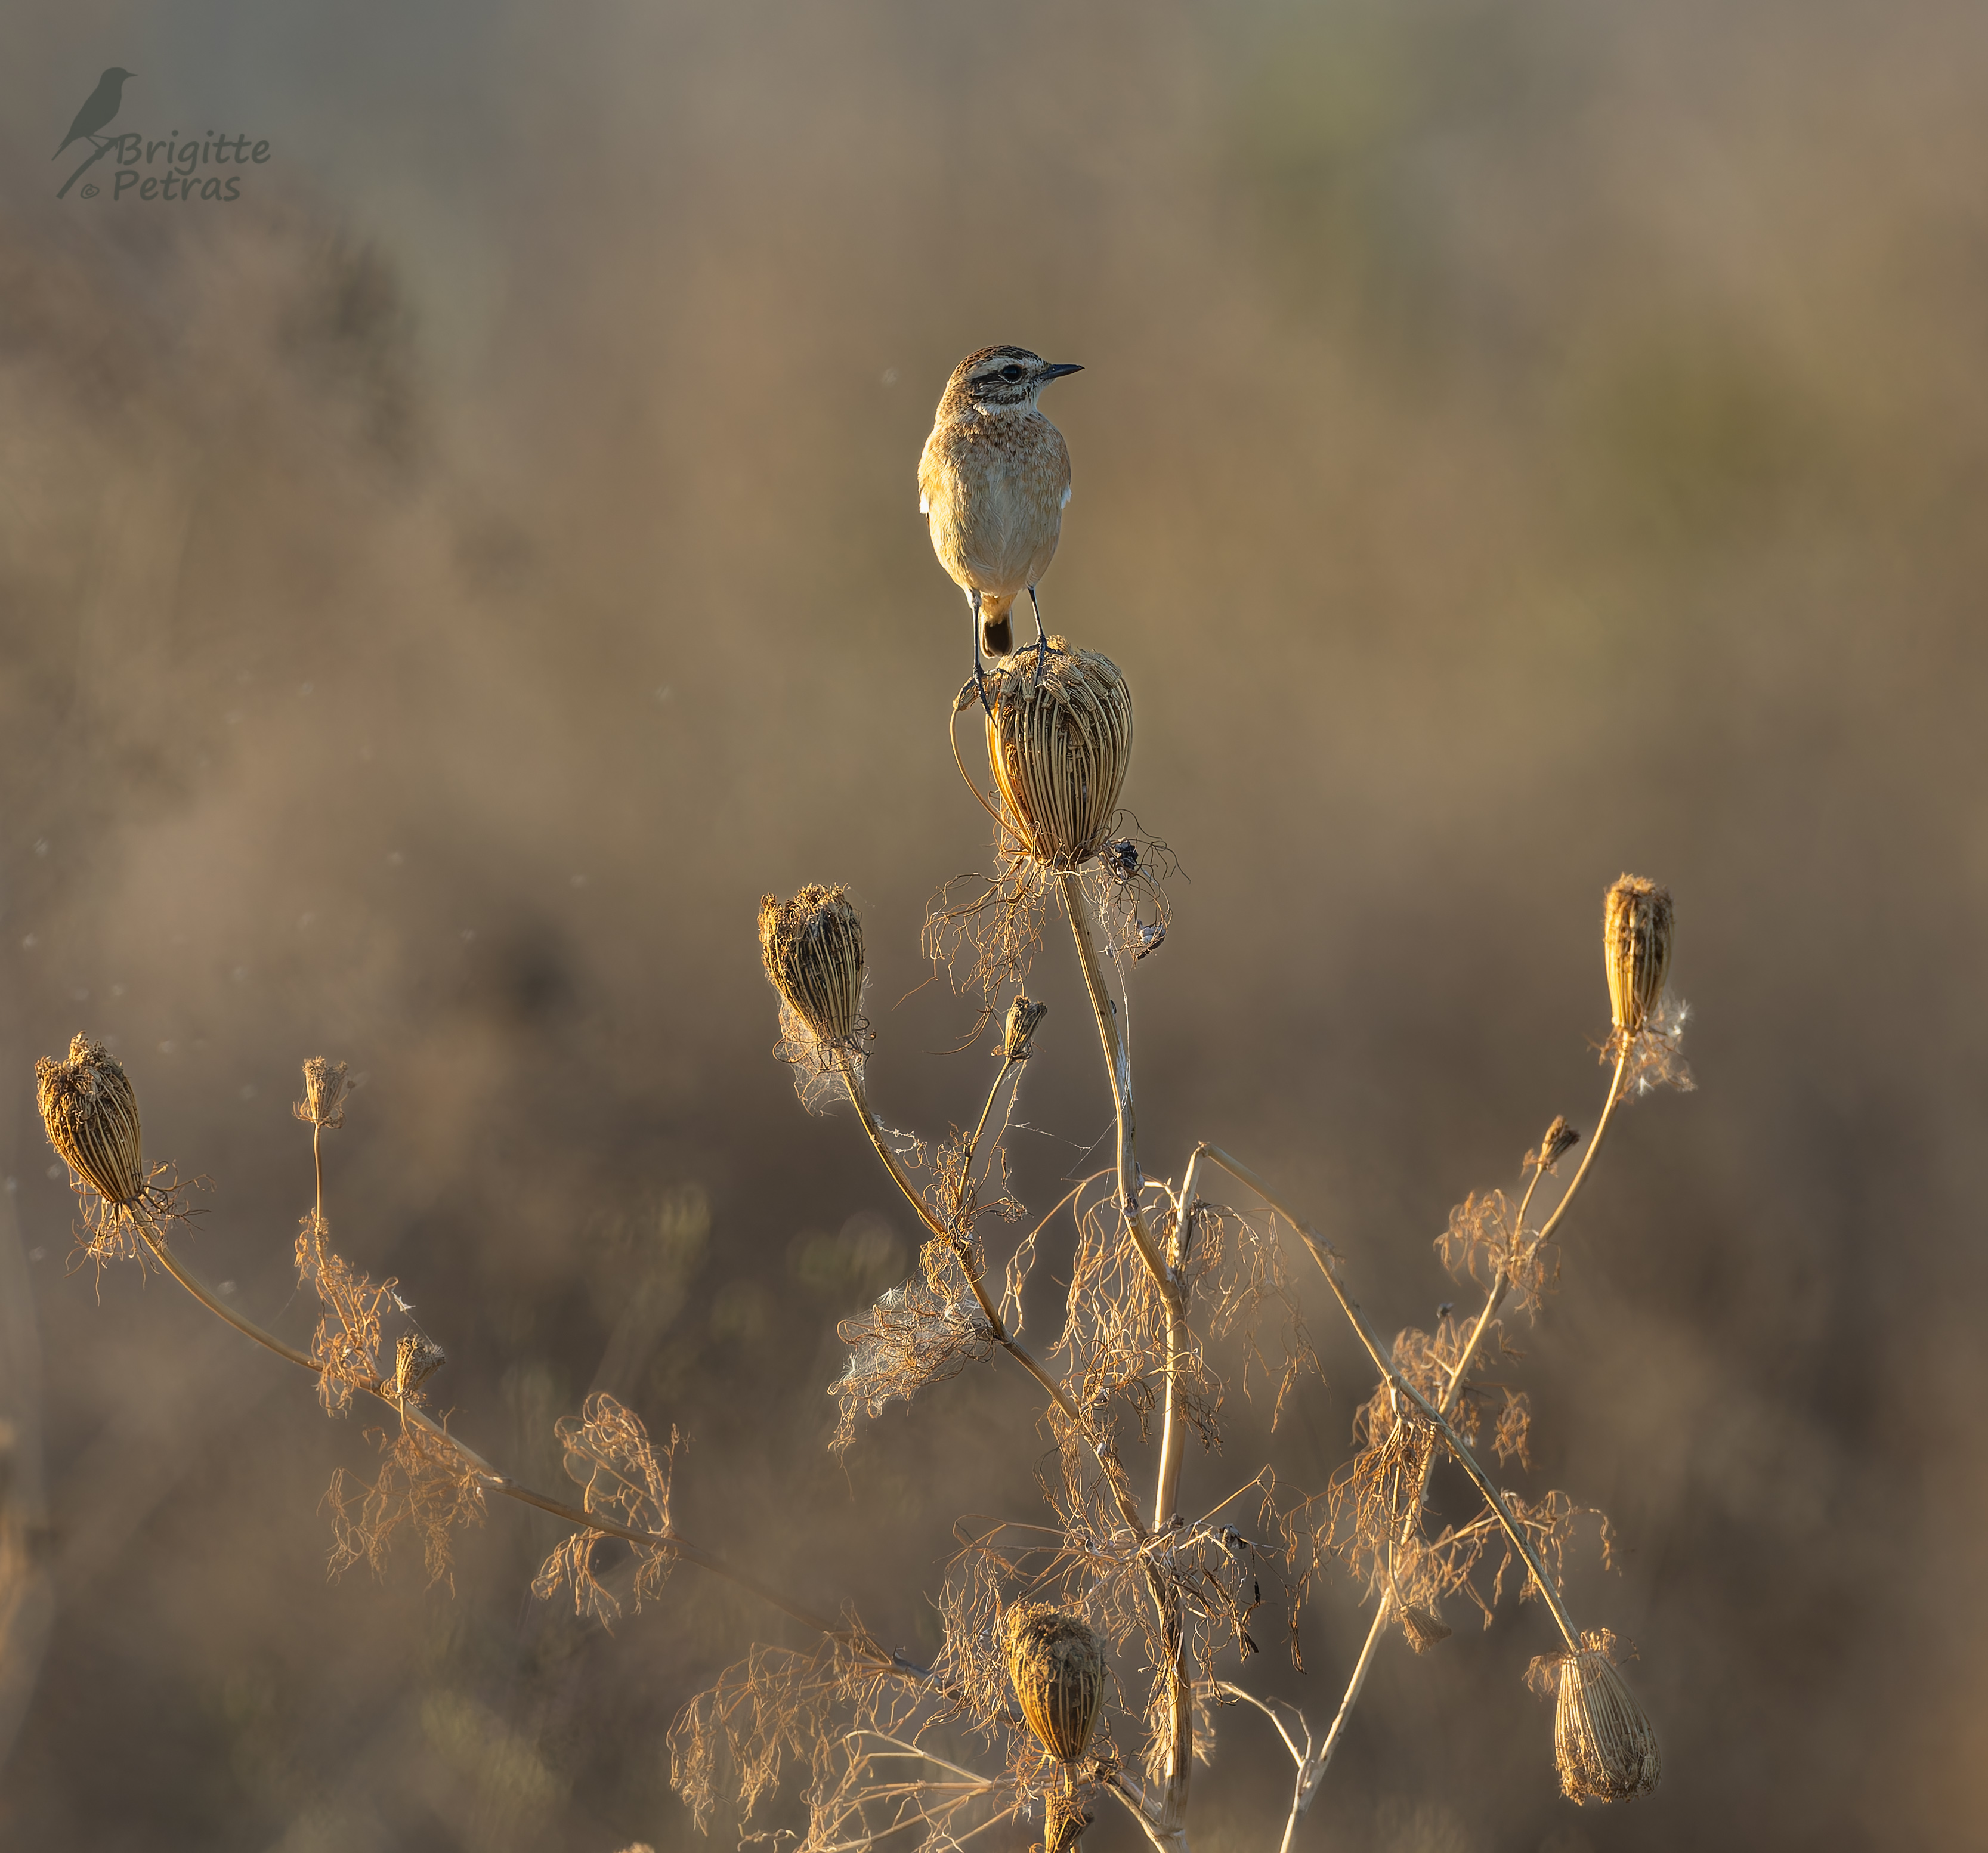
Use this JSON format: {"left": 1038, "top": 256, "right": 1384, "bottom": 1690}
{"left": 1042, "top": 363, "right": 1084, "bottom": 380}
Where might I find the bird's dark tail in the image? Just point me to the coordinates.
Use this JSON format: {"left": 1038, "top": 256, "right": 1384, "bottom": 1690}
{"left": 980, "top": 596, "right": 1014, "bottom": 657}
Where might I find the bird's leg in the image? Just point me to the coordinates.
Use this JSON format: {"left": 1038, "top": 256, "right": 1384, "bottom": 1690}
{"left": 971, "top": 589, "right": 994, "bottom": 719}
{"left": 1028, "top": 587, "right": 1049, "bottom": 682}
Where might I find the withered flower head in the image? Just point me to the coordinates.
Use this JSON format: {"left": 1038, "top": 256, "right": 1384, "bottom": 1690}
{"left": 1044, "top": 1789, "right": 1093, "bottom": 1853}
{"left": 985, "top": 642, "right": 1133, "bottom": 869}
{"left": 1001, "top": 995, "right": 1049, "bottom": 1061}
{"left": 759, "top": 884, "right": 867, "bottom": 1049}
{"left": 36, "top": 1034, "right": 144, "bottom": 1207}
{"left": 1549, "top": 1645, "right": 1662, "bottom": 1804}
{"left": 1603, "top": 876, "right": 1674, "bottom": 1040}
{"left": 1399, "top": 1604, "right": 1453, "bottom": 1653}
{"left": 394, "top": 1330, "right": 447, "bottom": 1401}
{"left": 293, "top": 1056, "right": 354, "bottom": 1131}
{"left": 1004, "top": 1603, "right": 1105, "bottom": 1764}
{"left": 1535, "top": 1115, "right": 1581, "bottom": 1171}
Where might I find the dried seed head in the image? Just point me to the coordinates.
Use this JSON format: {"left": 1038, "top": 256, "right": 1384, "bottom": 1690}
{"left": 1551, "top": 1647, "right": 1662, "bottom": 1803}
{"left": 36, "top": 1035, "right": 144, "bottom": 1207}
{"left": 1004, "top": 1604, "right": 1105, "bottom": 1763}
{"left": 1603, "top": 876, "right": 1674, "bottom": 1040}
{"left": 1002, "top": 995, "right": 1049, "bottom": 1061}
{"left": 758, "top": 885, "right": 867, "bottom": 1049}
{"left": 293, "top": 1056, "right": 354, "bottom": 1131}
{"left": 1535, "top": 1116, "right": 1581, "bottom": 1172}
{"left": 394, "top": 1330, "right": 447, "bottom": 1400}
{"left": 1044, "top": 1789, "right": 1093, "bottom": 1853}
{"left": 1399, "top": 1604, "right": 1453, "bottom": 1653}
{"left": 985, "top": 642, "right": 1133, "bottom": 869}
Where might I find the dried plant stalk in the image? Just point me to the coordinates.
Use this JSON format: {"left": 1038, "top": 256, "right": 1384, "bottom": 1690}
{"left": 1045, "top": 1787, "right": 1095, "bottom": 1853}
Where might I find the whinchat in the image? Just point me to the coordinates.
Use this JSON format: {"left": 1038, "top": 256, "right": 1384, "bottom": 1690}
{"left": 917, "top": 345, "right": 1083, "bottom": 698}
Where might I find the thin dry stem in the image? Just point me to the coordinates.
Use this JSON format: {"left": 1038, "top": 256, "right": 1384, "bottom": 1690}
{"left": 1301, "top": 1051, "right": 1638, "bottom": 1784}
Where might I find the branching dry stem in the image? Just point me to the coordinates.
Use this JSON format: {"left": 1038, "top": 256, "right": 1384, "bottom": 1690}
{"left": 1191, "top": 1147, "right": 1585, "bottom": 1654}
{"left": 121, "top": 1202, "right": 904, "bottom": 1657}
{"left": 837, "top": 1057, "right": 1146, "bottom": 1535}
{"left": 1059, "top": 871, "right": 1193, "bottom": 1846}
{"left": 1225, "top": 1045, "right": 1637, "bottom": 1788}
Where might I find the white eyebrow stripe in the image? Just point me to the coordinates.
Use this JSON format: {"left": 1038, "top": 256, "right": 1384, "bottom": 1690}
{"left": 919, "top": 492, "right": 930, "bottom": 514}
{"left": 1061, "top": 483, "right": 1071, "bottom": 508}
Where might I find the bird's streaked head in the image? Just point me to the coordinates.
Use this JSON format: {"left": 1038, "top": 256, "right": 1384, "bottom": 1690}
{"left": 939, "top": 345, "right": 1083, "bottom": 418}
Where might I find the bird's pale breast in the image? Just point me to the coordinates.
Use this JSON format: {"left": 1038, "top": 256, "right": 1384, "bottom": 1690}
{"left": 919, "top": 410, "right": 1071, "bottom": 598}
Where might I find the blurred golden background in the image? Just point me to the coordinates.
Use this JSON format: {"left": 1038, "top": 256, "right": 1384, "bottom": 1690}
{"left": 4, "top": 1, "right": 1985, "bottom": 1846}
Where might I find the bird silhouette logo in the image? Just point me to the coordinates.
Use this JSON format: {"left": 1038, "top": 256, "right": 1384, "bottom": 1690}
{"left": 54, "top": 67, "right": 136, "bottom": 161}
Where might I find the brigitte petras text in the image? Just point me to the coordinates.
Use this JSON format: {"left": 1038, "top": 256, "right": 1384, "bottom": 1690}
{"left": 101, "top": 132, "right": 270, "bottom": 202}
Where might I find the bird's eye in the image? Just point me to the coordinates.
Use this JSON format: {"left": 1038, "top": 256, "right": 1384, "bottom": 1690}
{"left": 1001, "top": 364, "right": 1024, "bottom": 382}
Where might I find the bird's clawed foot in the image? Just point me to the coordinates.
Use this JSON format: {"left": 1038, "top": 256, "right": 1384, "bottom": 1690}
{"left": 970, "top": 590, "right": 996, "bottom": 717}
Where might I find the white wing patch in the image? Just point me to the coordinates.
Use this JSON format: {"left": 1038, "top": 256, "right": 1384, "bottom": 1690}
{"left": 1061, "top": 482, "right": 1072, "bottom": 508}
{"left": 919, "top": 492, "right": 929, "bottom": 514}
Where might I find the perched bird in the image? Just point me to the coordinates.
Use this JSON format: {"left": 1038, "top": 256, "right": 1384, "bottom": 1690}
{"left": 917, "top": 345, "right": 1083, "bottom": 697}
{"left": 53, "top": 67, "right": 136, "bottom": 160}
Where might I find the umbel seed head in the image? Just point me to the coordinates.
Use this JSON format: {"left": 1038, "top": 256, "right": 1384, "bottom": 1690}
{"left": 985, "top": 642, "right": 1132, "bottom": 869}
{"left": 394, "top": 1330, "right": 447, "bottom": 1400}
{"left": 1399, "top": 1603, "right": 1453, "bottom": 1653}
{"left": 1536, "top": 1115, "right": 1581, "bottom": 1171}
{"left": 1552, "top": 1648, "right": 1662, "bottom": 1804}
{"left": 36, "top": 1034, "right": 144, "bottom": 1207}
{"left": 1004, "top": 1604, "right": 1105, "bottom": 1764}
{"left": 1602, "top": 875, "right": 1674, "bottom": 1040}
{"left": 1002, "top": 995, "right": 1049, "bottom": 1061}
{"left": 759, "top": 884, "right": 867, "bottom": 1049}
{"left": 294, "top": 1056, "right": 354, "bottom": 1131}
